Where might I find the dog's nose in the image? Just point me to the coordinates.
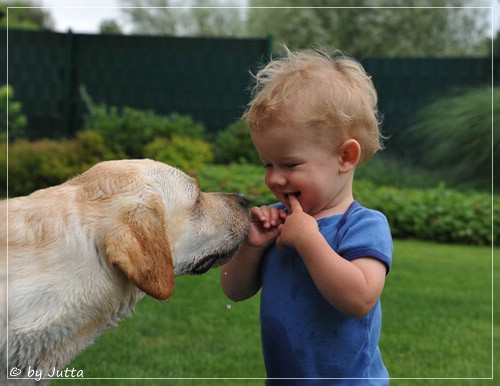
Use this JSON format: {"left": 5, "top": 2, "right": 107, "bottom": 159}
{"left": 236, "top": 194, "right": 249, "bottom": 208}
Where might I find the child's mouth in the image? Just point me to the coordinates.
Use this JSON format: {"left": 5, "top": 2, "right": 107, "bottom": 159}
{"left": 284, "top": 192, "right": 301, "bottom": 200}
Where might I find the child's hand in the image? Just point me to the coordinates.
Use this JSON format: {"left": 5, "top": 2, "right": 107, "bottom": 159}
{"left": 276, "top": 195, "right": 319, "bottom": 250}
{"left": 245, "top": 206, "right": 287, "bottom": 249}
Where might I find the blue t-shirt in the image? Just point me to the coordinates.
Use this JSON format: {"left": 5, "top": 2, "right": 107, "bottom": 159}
{"left": 260, "top": 201, "right": 392, "bottom": 386}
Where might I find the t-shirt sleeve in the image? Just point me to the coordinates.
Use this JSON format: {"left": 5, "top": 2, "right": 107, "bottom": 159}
{"left": 336, "top": 207, "right": 393, "bottom": 273}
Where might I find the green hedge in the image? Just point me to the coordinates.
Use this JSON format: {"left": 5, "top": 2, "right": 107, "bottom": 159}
{"left": 144, "top": 135, "right": 213, "bottom": 173}
{"left": 213, "top": 119, "right": 260, "bottom": 164}
{"left": 354, "top": 180, "right": 497, "bottom": 246}
{"left": 3, "top": 129, "right": 212, "bottom": 197}
{"left": 196, "top": 163, "right": 275, "bottom": 207}
{"left": 196, "top": 164, "right": 498, "bottom": 246}
{"left": 82, "top": 98, "right": 206, "bottom": 159}
{"left": 3, "top": 131, "right": 123, "bottom": 197}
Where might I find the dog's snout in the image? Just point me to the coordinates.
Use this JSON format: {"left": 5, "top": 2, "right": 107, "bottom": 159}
{"left": 236, "top": 194, "right": 249, "bottom": 208}
{"left": 219, "top": 193, "right": 249, "bottom": 209}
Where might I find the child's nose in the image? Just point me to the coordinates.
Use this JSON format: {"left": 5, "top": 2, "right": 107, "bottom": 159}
{"left": 267, "top": 169, "right": 287, "bottom": 187}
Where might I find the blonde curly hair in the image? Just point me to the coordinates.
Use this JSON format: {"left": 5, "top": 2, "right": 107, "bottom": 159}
{"left": 243, "top": 47, "right": 383, "bottom": 164}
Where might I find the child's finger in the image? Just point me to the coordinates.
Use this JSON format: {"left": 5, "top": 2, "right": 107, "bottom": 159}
{"left": 250, "top": 207, "right": 265, "bottom": 222}
{"left": 288, "top": 194, "right": 303, "bottom": 213}
{"left": 268, "top": 206, "right": 285, "bottom": 226}
{"left": 250, "top": 206, "right": 282, "bottom": 228}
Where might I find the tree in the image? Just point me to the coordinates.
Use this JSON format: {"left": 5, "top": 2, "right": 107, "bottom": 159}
{"left": 247, "top": 0, "right": 490, "bottom": 57}
{"left": 0, "top": 0, "right": 54, "bottom": 30}
{"left": 118, "top": 0, "right": 246, "bottom": 37}
{"left": 99, "top": 19, "right": 123, "bottom": 34}
{"left": 104, "top": 0, "right": 490, "bottom": 57}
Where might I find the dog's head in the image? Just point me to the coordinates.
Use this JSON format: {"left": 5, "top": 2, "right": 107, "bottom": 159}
{"left": 73, "top": 159, "right": 249, "bottom": 301}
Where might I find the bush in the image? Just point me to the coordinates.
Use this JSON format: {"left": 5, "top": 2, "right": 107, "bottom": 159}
{"left": 196, "top": 163, "right": 274, "bottom": 207}
{"left": 1, "top": 84, "right": 28, "bottom": 142}
{"left": 4, "top": 131, "right": 122, "bottom": 197}
{"left": 356, "top": 153, "right": 442, "bottom": 189}
{"left": 213, "top": 119, "right": 260, "bottom": 164}
{"left": 6, "top": 139, "right": 78, "bottom": 197}
{"left": 82, "top": 90, "right": 206, "bottom": 158}
{"left": 144, "top": 135, "right": 213, "bottom": 173}
{"left": 406, "top": 86, "right": 498, "bottom": 191}
{"left": 71, "top": 130, "right": 125, "bottom": 169}
{"left": 354, "top": 180, "right": 498, "bottom": 246}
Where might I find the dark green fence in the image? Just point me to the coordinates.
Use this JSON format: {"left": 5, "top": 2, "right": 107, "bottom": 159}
{"left": 361, "top": 57, "right": 495, "bottom": 136}
{"left": 2, "top": 29, "right": 272, "bottom": 139}
{"left": 1, "top": 29, "right": 495, "bottom": 140}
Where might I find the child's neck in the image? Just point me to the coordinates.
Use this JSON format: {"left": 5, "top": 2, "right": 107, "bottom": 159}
{"left": 313, "top": 195, "right": 354, "bottom": 220}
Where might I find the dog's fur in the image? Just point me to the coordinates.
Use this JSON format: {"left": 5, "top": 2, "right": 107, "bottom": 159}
{"left": 0, "top": 159, "right": 249, "bottom": 385}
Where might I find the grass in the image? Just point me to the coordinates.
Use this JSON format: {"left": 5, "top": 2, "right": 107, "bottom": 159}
{"left": 51, "top": 240, "right": 496, "bottom": 385}
{"left": 382, "top": 241, "right": 494, "bottom": 384}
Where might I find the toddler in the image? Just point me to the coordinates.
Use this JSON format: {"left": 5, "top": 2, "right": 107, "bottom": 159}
{"left": 221, "top": 47, "right": 392, "bottom": 385}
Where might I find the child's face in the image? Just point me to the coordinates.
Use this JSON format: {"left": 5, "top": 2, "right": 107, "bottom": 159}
{"left": 251, "top": 125, "right": 353, "bottom": 218}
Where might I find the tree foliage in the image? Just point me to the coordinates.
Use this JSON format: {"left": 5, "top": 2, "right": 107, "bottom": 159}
{"left": 247, "top": 0, "right": 490, "bottom": 57}
{"left": 0, "top": 0, "right": 54, "bottom": 30}
{"left": 99, "top": 19, "right": 123, "bottom": 35}
{"left": 113, "top": 0, "right": 491, "bottom": 57}
{"left": 119, "top": 0, "right": 246, "bottom": 37}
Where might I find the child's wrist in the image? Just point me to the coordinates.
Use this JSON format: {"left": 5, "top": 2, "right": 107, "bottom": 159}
{"left": 294, "top": 227, "right": 323, "bottom": 255}
{"left": 240, "top": 241, "right": 267, "bottom": 257}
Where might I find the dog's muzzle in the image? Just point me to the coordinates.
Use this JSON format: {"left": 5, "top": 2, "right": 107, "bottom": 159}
{"left": 191, "top": 250, "right": 237, "bottom": 275}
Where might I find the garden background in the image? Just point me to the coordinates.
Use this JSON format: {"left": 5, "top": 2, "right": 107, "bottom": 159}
{"left": 2, "top": 2, "right": 498, "bottom": 384}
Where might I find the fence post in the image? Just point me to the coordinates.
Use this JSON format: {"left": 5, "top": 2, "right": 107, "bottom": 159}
{"left": 62, "top": 29, "right": 74, "bottom": 138}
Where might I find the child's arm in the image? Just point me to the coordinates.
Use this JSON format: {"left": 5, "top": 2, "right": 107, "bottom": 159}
{"left": 277, "top": 195, "right": 387, "bottom": 318}
{"left": 220, "top": 205, "right": 287, "bottom": 302}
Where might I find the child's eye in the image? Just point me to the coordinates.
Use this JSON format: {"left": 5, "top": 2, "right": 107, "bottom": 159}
{"left": 263, "top": 163, "right": 273, "bottom": 169}
{"left": 284, "top": 163, "right": 298, "bottom": 169}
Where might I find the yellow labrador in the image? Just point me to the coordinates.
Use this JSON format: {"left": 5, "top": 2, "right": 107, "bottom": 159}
{"left": 0, "top": 159, "right": 249, "bottom": 385}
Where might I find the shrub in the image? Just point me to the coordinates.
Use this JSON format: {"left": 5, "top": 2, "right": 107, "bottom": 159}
{"left": 196, "top": 163, "right": 273, "bottom": 207}
{"left": 213, "top": 119, "right": 260, "bottom": 164}
{"left": 6, "top": 139, "right": 78, "bottom": 197}
{"left": 144, "top": 135, "right": 213, "bottom": 173}
{"left": 71, "top": 130, "right": 125, "bottom": 170}
{"left": 4, "top": 131, "right": 122, "bottom": 197}
{"left": 1, "top": 84, "right": 28, "bottom": 142}
{"left": 356, "top": 153, "right": 442, "bottom": 189}
{"left": 82, "top": 92, "right": 206, "bottom": 158}
{"left": 406, "top": 86, "right": 498, "bottom": 191}
{"left": 354, "top": 180, "right": 498, "bottom": 246}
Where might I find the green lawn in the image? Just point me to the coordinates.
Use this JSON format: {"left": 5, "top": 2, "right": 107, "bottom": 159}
{"left": 52, "top": 240, "right": 496, "bottom": 385}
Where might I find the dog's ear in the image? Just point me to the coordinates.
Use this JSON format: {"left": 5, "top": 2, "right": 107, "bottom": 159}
{"left": 102, "top": 192, "right": 175, "bottom": 301}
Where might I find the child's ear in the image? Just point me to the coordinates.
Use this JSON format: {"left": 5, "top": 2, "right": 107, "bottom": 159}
{"left": 338, "top": 139, "right": 361, "bottom": 173}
